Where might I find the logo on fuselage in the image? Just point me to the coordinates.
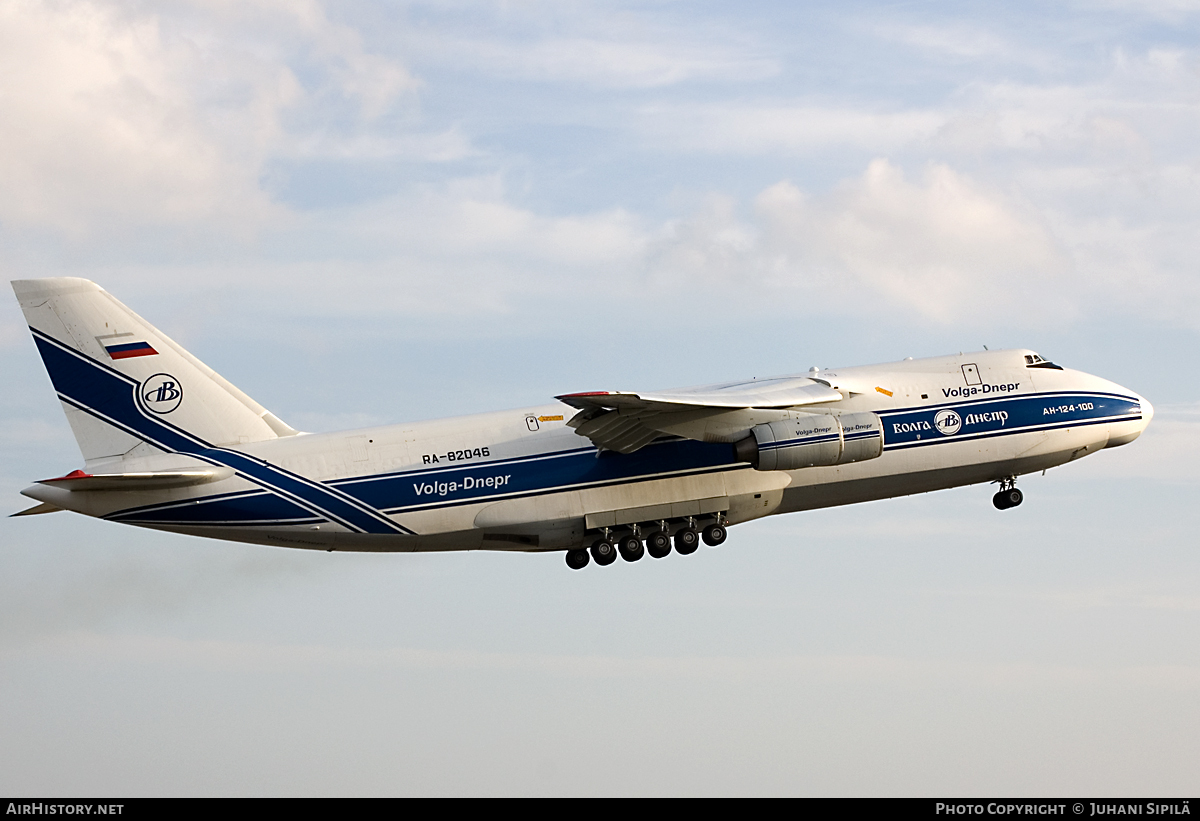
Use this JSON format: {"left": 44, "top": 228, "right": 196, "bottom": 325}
{"left": 141, "top": 373, "right": 183, "bottom": 414}
{"left": 934, "top": 409, "right": 962, "bottom": 435}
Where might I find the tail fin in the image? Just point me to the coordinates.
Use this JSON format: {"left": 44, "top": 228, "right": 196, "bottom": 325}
{"left": 12, "top": 278, "right": 297, "bottom": 466}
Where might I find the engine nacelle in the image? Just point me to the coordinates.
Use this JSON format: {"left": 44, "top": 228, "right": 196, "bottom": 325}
{"left": 733, "top": 412, "right": 883, "bottom": 471}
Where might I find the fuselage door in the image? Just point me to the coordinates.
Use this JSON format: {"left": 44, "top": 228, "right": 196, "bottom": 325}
{"left": 961, "top": 364, "right": 982, "bottom": 386}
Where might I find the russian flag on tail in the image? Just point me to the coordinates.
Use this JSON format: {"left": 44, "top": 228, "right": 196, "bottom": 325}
{"left": 104, "top": 341, "right": 158, "bottom": 360}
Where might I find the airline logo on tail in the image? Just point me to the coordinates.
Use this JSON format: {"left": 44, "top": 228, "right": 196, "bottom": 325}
{"left": 140, "top": 373, "right": 183, "bottom": 414}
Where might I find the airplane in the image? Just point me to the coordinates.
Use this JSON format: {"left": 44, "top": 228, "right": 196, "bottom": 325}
{"left": 11, "top": 277, "right": 1153, "bottom": 570}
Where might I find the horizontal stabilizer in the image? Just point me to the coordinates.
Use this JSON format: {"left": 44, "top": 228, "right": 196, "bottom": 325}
{"left": 11, "top": 502, "right": 63, "bottom": 517}
{"left": 37, "top": 467, "right": 234, "bottom": 491}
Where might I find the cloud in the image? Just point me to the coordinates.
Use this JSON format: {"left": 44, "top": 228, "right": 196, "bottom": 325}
{"left": 636, "top": 103, "right": 947, "bottom": 155}
{"left": 1087, "top": 0, "right": 1200, "bottom": 21}
{"left": 83, "top": 176, "right": 651, "bottom": 319}
{"left": 106, "top": 160, "right": 1065, "bottom": 327}
{"left": 0, "top": 0, "right": 418, "bottom": 236}
{"left": 427, "top": 34, "right": 778, "bottom": 89}
{"left": 871, "top": 22, "right": 1025, "bottom": 62}
{"left": 396, "top": 1, "right": 778, "bottom": 89}
{"left": 273, "top": 159, "right": 1077, "bottom": 328}
{"left": 636, "top": 45, "right": 1200, "bottom": 161}
{"left": 0, "top": 0, "right": 274, "bottom": 234}
{"left": 644, "top": 159, "right": 1069, "bottom": 324}
{"left": 0, "top": 158, "right": 1096, "bottom": 330}
{"left": 3, "top": 0, "right": 1196, "bottom": 334}
{"left": 759, "top": 160, "right": 1068, "bottom": 320}
{"left": 280, "top": 128, "right": 477, "bottom": 163}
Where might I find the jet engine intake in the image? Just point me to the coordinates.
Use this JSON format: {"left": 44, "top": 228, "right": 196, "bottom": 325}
{"left": 734, "top": 412, "right": 883, "bottom": 471}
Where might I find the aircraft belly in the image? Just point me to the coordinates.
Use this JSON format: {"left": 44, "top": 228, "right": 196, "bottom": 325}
{"left": 144, "top": 523, "right": 489, "bottom": 553}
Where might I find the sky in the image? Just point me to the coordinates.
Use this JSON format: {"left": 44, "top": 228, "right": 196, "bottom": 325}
{"left": 1, "top": 0, "right": 1198, "bottom": 796}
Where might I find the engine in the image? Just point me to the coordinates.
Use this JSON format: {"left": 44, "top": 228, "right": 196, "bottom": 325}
{"left": 733, "top": 411, "right": 884, "bottom": 471}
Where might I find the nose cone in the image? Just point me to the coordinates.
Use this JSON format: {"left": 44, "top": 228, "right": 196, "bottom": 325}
{"left": 1105, "top": 390, "right": 1153, "bottom": 448}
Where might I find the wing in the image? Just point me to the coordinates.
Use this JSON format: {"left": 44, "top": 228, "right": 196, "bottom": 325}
{"left": 557, "top": 376, "right": 843, "bottom": 453}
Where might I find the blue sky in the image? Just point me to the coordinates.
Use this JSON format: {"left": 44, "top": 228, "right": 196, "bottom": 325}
{"left": 1, "top": 0, "right": 1198, "bottom": 795}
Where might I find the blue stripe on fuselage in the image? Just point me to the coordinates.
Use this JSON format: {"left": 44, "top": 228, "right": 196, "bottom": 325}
{"left": 339, "top": 439, "right": 741, "bottom": 515}
{"left": 109, "top": 442, "right": 745, "bottom": 526}
{"left": 100, "top": 391, "right": 1141, "bottom": 528}
{"left": 105, "top": 487, "right": 316, "bottom": 527}
{"left": 878, "top": 392, "right": 1141, "bottom": 449}
{"left": 136, "top": 388, "right": 1134, "bottom": 526}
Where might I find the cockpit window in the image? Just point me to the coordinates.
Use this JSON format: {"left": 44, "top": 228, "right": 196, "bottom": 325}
{"left": 1025, "top": 353, "right": 1063, "bottom": 370}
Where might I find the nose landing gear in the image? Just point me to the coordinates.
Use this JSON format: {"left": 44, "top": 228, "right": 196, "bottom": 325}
{"left": 993, "top": 477, "right": 1024, "bottom": 510}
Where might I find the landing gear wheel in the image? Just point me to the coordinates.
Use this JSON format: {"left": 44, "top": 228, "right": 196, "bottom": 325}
{"left": 993, "top": 488, "right": 1024, "bottom": 510}
{"left": 590, "top": 539, "right": 617, "bottom": 566}
{"left": 702, "top": 523, "right": 727, "bottom": 547}
{"left": 565, "top": 548, "right": 590, "bottom": 570}
{"left": 673, "top": 527, "right": 699, "bottom": 555}
{"left": 618, "top": 535, "right": 645, "bottom": 562}
{"left": 646, "top": 531, "right": 672, "bottom": 559}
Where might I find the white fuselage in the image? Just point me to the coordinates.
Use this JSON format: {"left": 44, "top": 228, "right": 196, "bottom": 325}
{"left": 26, "top": 349, "right": 1151, "bottom": 553}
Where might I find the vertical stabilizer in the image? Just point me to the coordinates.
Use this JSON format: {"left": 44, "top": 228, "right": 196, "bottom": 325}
{"left": 12, "top": 278, "right": 297, "bottom": 465}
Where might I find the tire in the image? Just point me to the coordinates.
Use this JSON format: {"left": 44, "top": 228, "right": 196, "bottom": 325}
{"left": 702, "top": 523, "right": 727, "bottom": 547}
{"left": 646, "top": 531, "right": 672, "bottom": 559}
{"left": 618, "top": 535, "right": 645, "bottom": 562}
{"left": 675, "top": 527, "right": 700, "bottom": 555}
{"left": 565, "top": 548, "right": 590, "bottom": 570}
{"left": 591, "top": 539, "right": 617, "bottom": 566}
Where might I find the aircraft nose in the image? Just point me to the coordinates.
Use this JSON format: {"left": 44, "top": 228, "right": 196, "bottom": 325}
{"left": 1104, "top": 390, "right": 1153, "bottom": 448}
{"left": 1138, "top": 394, "right": 1154, "bottom": 431}
{"left": 1103, "top": 387, "right": 1153, "bottom": 448}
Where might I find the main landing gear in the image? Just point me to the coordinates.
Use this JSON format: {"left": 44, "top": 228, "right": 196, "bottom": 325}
{"left": 993, "top": 477, "right": 1024, "bottom": 510}
{"left": 565, "top": 517, "right": 727, "bottom": 570}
